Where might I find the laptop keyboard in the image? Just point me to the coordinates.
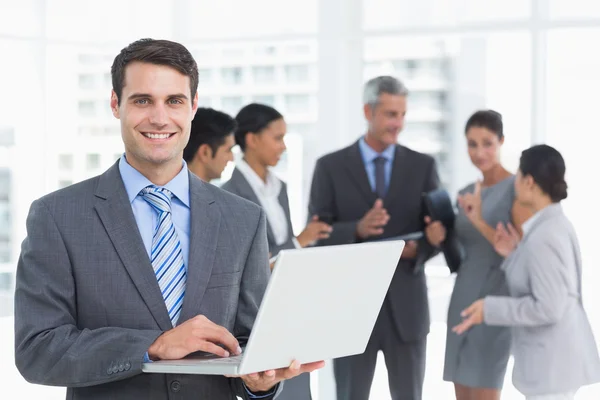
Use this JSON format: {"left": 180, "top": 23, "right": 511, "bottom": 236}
{"left": 202, "top": 354, "right": 243, "bottom": 363}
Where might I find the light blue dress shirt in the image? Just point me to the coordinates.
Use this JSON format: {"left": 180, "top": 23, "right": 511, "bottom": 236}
{"left": 119, "top": 155, "right": 273, "bottom": 398}
{"left": 358, "top": 137, "right": 396, "bottom": 195}
{"left": 119, "top": 155, "right": 190, "bottom": 269}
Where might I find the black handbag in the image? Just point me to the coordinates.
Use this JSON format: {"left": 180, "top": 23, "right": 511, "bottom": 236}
{"left": 422, "top": 189, "right": 464, "bottom": 273}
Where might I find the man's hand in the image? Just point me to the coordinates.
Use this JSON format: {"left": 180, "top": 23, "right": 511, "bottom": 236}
{"left": 400, "top": 240, "right": 418, "bottom": 259}
{"left": 356, "top": 199, "right": 389, "bottom": 239}
{"left": 147, "top": 315, "right": 241, "bottom": 360}
{"left": 424, "top": 216, "right": 446, "bottom": 247}
{"left": 240, "top": 360, "right": 325, "bottom": 393}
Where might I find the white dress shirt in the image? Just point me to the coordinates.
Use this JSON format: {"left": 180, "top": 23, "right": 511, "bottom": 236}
{"left": 236, "top": 159, "right": 293, "bottom": 247}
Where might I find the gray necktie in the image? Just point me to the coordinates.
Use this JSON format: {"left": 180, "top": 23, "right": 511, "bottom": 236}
{"left": 373, "top": 156, "right": 387, "bottom": 199}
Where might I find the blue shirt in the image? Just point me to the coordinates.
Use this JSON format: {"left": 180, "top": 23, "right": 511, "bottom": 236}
{"left": 358, "top": 137, "right": 396, "bottom": 195}
{"left": 120, "top": 155, "right": 273, "bottom": 398}
{"left": 119, "top": 155, "right": 190, "bottom": 269}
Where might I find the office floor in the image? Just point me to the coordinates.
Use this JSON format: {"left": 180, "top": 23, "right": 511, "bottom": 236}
{"left": 2, "top": 270, "right": 599, "bottom": 399}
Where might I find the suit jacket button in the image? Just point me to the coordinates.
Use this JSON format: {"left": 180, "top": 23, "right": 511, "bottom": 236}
{"left": 107, "top": 366, "right": 113, "bottom": 375}
{"left": 112, "top": 365, "right": 119, "bottom": 374}
{"left": 125, "top": 362, "right": 131, "bottom": 371}
{"left": 170, "top": 380, "right": 181, "bottom": 392}
{"left": 118, "top": 363, "right": 125, "bottom": 372}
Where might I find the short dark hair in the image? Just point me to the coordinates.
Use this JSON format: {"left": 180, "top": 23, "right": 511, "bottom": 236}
{"left": 519, "top": 144, "right": 568, "bottom": 203}
{"left": 183, "top": 108, "right": 237, "bottom": 162}
{"left": 111, "top": 38, "right": 199, "bottom": 105}
{"left": 234, "top": 103, "right": 283, "bottom": 151}
{"left": 465, "top": 110, "right": 504, "bottom": 140}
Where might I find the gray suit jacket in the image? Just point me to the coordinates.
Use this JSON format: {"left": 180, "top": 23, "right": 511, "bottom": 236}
{"left": 222, "top": 168, "right": 296, "bottom": 257}
{"left": 484, "top": 203, "right": 600, "bottom": 396}
{"left": 308, "top": 141, "right": 440, "bottom": 341}
{"left": 14, "top": 161, "right": 278, "bottom": 400}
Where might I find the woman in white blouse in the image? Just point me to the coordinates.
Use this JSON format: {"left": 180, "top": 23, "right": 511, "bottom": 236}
{"left": 222, "top": 103, "right": 332, "bottom": 259}
{"left": 221, "top": 103, "right": 331, "bottom": 400}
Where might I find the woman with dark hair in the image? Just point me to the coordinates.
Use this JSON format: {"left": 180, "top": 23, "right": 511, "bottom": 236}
{"left": 221, "top": 103, "right": 332, "bottom": 400}
{"left": 453, "top": 144, "right": 600, "bottom": 400}
{"left": 426, "top": 110, "right": 531, "bottom": 400}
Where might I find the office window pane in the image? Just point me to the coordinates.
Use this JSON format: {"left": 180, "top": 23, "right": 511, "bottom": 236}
{"left": 252, "top": 95, "right": 276, "bottom": 107}
{"left": 364, "top": 32, "right": 531, "bottom": 196}
{"left": 78, "top": 74, "right": 96, "bottom": 90}
{"left": 0, "top": 202, "right": 9, "bottom": 238}
{"left": 285, "top": 94, "right": 311, "bottom": 113}
{"left": 0, "top": 126, "right": 15, "bottom": 147}
{"left": 86, "top": 154, "right": 101, "bottom": 170}
{"left": 253, "top": 66, "right": 276, "bottom": 84}
{"left": 364, "top": 0, "right": 530, "bottom": 30}
{"left": 221, "top": 96, "right": 243, "bottom": 115}
{"left": 198, "top": 97, "right": 212, "bottom": 107}
{"left": 285, "top": 65, "right": 310, "bottom": 83}
{"left": 58, "top": 180, "right": 73, "bottom": 189}
{"left": 58, "top": 154, "right": 74, "bottom": 171}
{"left": 198, "top": 69, "right": 212, "bottom": 84}
{"left": 221, "top": 67, "right": 243, "bottom": 85}
{"left": 189, "top": 0, "right": 317, "bottom": 39}
{"left": 549, "top": 0, "right": 600, "bottom": 19}
{"left": 78, "top": 101, "right": 96, "bottom": 117}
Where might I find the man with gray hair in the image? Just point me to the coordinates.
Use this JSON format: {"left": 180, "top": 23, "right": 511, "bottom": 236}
{"left": 308, "top": 75, "right": 441, "bottom": 400}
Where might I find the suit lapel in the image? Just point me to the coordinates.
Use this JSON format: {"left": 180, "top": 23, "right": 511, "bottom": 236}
{"left": 385, "top": 145, "right": 413, "bottom": 207}
{"left": 344, "top": 141, "right": 378, "bottom": 206}
{"left": 231, "top": 168, "right": 276, "bottom": 245}
{"left": 94, "top": 162, "right": 172, "bottom": 331}
{"left": 278, "top": 185, "right": 294, "bottom": 238}
{"left": 178, "top": 173, "right": 221, "bottom": 323}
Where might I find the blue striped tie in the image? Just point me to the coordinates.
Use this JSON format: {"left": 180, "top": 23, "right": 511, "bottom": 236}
{"left": 140, "top": 186, "right": 186, "bottom": 326}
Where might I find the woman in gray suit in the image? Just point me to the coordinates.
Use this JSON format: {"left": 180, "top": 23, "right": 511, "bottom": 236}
{"left": 221, "top": 103, "right": 332, "bottom": 400}
{"left": 427, "top": 110, "right": 531, "bottom": 400}
{"left": 454, "top": 144, "right": 600, "bottom": 400}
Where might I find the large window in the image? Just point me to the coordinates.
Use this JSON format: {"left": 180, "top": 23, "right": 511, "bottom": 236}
{"left": 364, "top": 32, "right": 531, "bottom": 195}
{"left": 3, "top": 2, "right": 600, "bottom": 399}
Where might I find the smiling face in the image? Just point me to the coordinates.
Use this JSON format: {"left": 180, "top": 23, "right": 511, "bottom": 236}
{"left": 466, "top": 126, "right": 504, "bottom": 173}
{"left": 110, "top": 61, "right": 198, "bottom": 174}
{"left": 364, "top": 93, "right": 407, "bottom": 148}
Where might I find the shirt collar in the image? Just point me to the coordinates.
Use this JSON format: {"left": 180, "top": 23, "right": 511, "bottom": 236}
{"left": 359, "top": 136, "right": 396, "bottom": 164}
{"left": 118, "top": 154, "right": 190, "bottom": 208}
{"left": 521, "top": 203, "right": 561, "bottom": 235}
{"left": 236, "top": 158, "right": 281, "bottom": 197}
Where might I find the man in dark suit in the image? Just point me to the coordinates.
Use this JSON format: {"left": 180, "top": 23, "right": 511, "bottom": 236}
{"left": 14, "top": 38, "right": 322, "bottom": 400}
{"left": 308, "top": 76, "right": 441, "bottom": 400}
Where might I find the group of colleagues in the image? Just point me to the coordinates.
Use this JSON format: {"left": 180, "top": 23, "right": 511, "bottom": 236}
{"left": 13, "top": 38, "right": 600, "bottom": 400}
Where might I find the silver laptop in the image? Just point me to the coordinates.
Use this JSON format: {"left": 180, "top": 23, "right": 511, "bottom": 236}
{"left": 142, "top": 240, "right": 405, "bottom": 376}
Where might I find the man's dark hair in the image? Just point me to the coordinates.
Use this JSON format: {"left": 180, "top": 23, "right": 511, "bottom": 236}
{"left": 111, "top": 38, "right": 199, "bottom": 104}
{"left": 183, "top": 108, "right": 237, "bottom": 162}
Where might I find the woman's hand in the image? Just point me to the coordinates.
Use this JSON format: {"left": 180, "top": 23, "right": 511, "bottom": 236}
{"left": 457, "top": 181, "right": 483, "bottom": 225}
{"left": 493, "top": 222, "right": 520, "bottom": 257}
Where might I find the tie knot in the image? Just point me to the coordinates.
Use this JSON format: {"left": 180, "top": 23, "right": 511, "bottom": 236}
{"left": 374, "top": 156, "right": 387, "bottom": 166}
{"left": 140, "top": 186, "right": 174, "bottom": 213}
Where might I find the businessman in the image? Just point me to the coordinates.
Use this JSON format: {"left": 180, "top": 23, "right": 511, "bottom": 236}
{"left": 14, "top": 38, "right": 322, "bottom": 400}
{"left": 308, "top": 76, "right": 440, "bottom": 400}
{"left": 183, "top": 107, "right": 237, "bottom": 183}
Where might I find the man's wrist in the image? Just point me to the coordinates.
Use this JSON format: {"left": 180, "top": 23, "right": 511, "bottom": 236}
{"left": 242, "top": 381, "right": 277, "bottom": 398}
